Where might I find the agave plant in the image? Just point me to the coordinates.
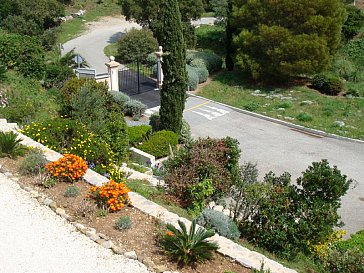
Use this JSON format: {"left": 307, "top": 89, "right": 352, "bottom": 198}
{"left": 161, "top": 219, "right": 219, "bottom": 266}
{"left": 0, "top": 131, "right": 25, "bottom": 158}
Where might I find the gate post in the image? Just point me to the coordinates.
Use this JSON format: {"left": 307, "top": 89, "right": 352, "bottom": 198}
{"left": 105, "top": 56, "right": 120, "bottom": 91}
{"left": 155, "top": 46, "right": 163, "bottom": 89}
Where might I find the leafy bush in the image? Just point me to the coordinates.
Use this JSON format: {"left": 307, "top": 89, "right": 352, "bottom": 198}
{"left": 0, "top": 62, "right": 6, "bottom": 82}
{"left": 0, "top": 131, "right": 25, "bottom": 158}
{"left": 195, "top": 25, "right": 226, "bottom": 55}
{"left": 149, "top": 112, "right": 161, "bottom": 131}
{"left": 46, "top": 154, "right": 88, "bottom": 183}
{"left": 19, "top": 149, "right": 47, "bottom": 175}
{"left": 138, "top": 130, "right": 178, "bottom": 158}
{"left": 109, "top": 91, "right": 130, "bottom": 109}
{"left": 242, "top": 160, "right": 352, "bottom": 258}
{"left": 0, "top": 33, "right": 44, "bottom": 78}
{"left": 335, "top": 229, "right": 364, "bottom": 252}
{"left": 197, "top": 209, "right": 240, "bottom": 241}
{"left": 115, "top": 216, "right": 132, "bottom": 230}
{"left": 312, "top": 73, "right": 344, "bottom": 96}
{"left": 64, "top": 185, "right": 80, "bottom": 197}
{"left": 179, "top": 119, "right": 192, "bottom": 145}
{"left": 342, "top": 5, "right": 364, "bottom": 41}
{"left": 124, "top": 99, "right": 147, "bottom": 118}
{"left": 89, "top": 180, "right": 131, "bottom": 212}
{"left": 189, "top": 58, "right": 209, "bottom": 83}
{"left": 164, "top": 137, "right": 240, "bottom": 209}
{"left": 41, "top": 176, "right": 57, "bottom": 189}
{"left": 43, "top": 63, "right": 74, "bottom": 89}
{"left": 127, "top": 125, "right": 152, "bottom": 146}
{"left": 160, "top": 219, "right": 219, "bottom": 265}
{"left": 296, "top": 112, "right": 313, "bottom": 122}
{"left": 187, "top": 65, "right": 199, "bottom": 91}
{"left": 186, "top": 50, "right": 223, "bottom": 73}
{"left": 319, "top": 247, "right": 364, "bottom": 273}
{"left": 117, "top": 28, "right": 158, "bottom": 63}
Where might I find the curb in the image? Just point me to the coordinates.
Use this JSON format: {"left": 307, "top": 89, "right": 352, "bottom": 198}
{"left": 187, "top": 93, "right": 364, "bottom": 145}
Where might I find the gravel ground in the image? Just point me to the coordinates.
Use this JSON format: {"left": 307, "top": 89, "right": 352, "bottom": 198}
{"left": 0, "top": 173, "right": 150, "bottom": 273}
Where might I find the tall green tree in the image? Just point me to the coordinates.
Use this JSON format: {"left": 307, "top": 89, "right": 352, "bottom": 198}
{"left": 119, "top": 0, "right": 203, "bottom": 48}
{"left": 230, "top": 0, "right": 346, "bottom": 81}
{"left": 159, "top": 0, "right": 188, "bottom": 134}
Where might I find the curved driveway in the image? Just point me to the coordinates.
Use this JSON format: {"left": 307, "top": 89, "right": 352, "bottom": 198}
{"left": 64, "top": 16, "right": 364, "bottom": 235}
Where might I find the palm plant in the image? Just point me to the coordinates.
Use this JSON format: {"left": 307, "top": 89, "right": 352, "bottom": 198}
{"left": 0, "top": 131, "right": 25, "bottom": 158}
{"left": 161, "top": 219, "right": 219, "bottom": 266}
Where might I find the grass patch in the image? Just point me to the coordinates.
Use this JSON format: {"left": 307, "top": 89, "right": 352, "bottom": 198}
{"left": 126, "top": 179, "right": 192, "bottom": 220}
{"left": 104, "top": 43, "right": 118, "bottom": 58}
{"left": 199, "top": 70, "right": 364, "bottom": 140}
{"left": 58, "top": 0, "right": 120, "bottom": 43}
{"left": 202, "top": 12, "right": 215, "bottom": 17}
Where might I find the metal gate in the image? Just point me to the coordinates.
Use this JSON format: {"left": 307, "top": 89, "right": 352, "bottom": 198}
{"left": 118, "top": 61, "right": 157, "bottom": 96}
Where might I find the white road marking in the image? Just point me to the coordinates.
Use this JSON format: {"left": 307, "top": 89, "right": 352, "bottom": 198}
{"left": 191, "top": 105, "right": 230, "bottom": 120}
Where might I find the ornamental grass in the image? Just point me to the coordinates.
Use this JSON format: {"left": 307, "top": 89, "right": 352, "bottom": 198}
{"left": 45, "top": 154, "right": 88, "bottom": 182}
{"left": 88, "top": 180, "right": 131, "bottom": 212}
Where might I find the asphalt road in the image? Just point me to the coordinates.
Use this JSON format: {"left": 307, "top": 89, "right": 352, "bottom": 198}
{"left": 63, "top": 16, "right": 364, "bottom": 235}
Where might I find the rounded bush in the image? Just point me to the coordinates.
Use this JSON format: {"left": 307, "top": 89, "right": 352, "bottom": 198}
{"left": 312, "top": 73, "right": 343, "bottom": 96}
{"left": 296, "top": 112, "right": 313, "bottom": 122}
{"left": 19, "top": 149, "right": 47, "bottom": 175}
{"left": 190, "top": 58, "right": 206, "bottom": 69}
{"left": 197, "top": 209, "right": 240, "bottom": 241}
{"left": 124, "top": 99, "right": 147, "bottom": 118}
{"left": 195, "top": 66, "right": 209, "bottom": 83}
{"left": 138, "top": 130, "right": 178, "bottom": 158}
{"left": 186, "top": 65, "right": 198, "bottom": 91}
{"left": 115, "top": 216, "right": 132, "bottom": 230}
{"left": 149, "top": 112, "right": 161, "bottom": 132}
{"left": 186, "top": 50, "right": 223, "bottom": 73}
{"left": 127, "top": 125, "right": 152, "bottom": 146}
{"left": 110, "top": 91, "right": 130, "bottom": 109}
{"left": 64, "top": 185, "right": 79, "bottom": 197}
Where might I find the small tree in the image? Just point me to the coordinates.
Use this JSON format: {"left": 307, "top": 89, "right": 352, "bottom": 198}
{"left": 117, "top": 28, "right": 158, "bottom": 63}
{"left": 159, "top": 0, "right": 188, "bottom": 134}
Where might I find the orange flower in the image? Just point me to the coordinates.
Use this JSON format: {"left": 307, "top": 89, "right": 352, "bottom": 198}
{"left": 166, "top": 231, "right": 174, "bottom": 237}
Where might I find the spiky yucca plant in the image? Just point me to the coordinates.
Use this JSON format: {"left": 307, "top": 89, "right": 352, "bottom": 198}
{"left": 0, "top": 131, "right": 25, "bottom": 158}
{"left": 161, "top": 219, "right": 219, "bottom": 265}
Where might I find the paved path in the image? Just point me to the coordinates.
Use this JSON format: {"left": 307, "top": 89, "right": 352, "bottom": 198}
{"left": 0, "top": 173, "right": 150, "bottom": 273}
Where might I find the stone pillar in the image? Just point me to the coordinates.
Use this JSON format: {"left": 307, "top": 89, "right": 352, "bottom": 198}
{"left": 154, "top": 46, "right": 164, "bottom": 89}
{"left": 105, "top": 56, "right": 120, "bottom": 91}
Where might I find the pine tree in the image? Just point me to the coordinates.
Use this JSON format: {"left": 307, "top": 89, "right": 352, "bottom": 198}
{"left": 159, "top": 0, "right": 187, "bottom": 134}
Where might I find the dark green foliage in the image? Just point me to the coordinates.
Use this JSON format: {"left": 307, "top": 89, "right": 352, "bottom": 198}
{"left": 319, "top": 247, "right": 364, "bottom": 273}
{"left": 342, "top": 37, "right": 364, "bottom": 66}
{"left": 335, "top": 229, "right": 364, "bottom": 252}
{"left": 312, "top": 73, "right": 344, "bottom": 96}
{"left": 196, "top": 25, "right": 226, "bottom": 55}
{"left": 127, "top": 125, "right": 152, "bottom": 146}
{"left": 64, "top": 185, "right": 80, "bottom": 197}
{"left": 43, "top": 63, "right": 75, "bottom": 89}
{"left": 0, "top": 131, "right": 25, "bottom": 158}
{"left": 242, "top": 160, "right": 352, "bottom": 258}
{"left": 164, "top": 137, "right": 240, "bottom": 208}
{"left": 187, "top": 50, "right": 222, "bottom": 73}
{"left": 19, "top": 149, "right": 47, "bottom": 175}
{"left": 197, "top": 208, "right": 240, "bottom": 241}
{"left": 0, "top": 62, "right": 6, "bottom": 82}
{"left": 231, "top": 0, "right": 346, "bottom": 80}
{"left": 1, "top": 15, "right": 42, "bottom": 36}
{"left": 123, "top": 99, "right": 147, "bottom": 118}
{"left": 0, "top": 33, "right": 44, "bottom": 78}
{"left": 296, "top": 112, "right": 313, "bottom": 122}
{"left": 342, "top": 5, "right": 364, "bottom": 41}
{"left": 160, "top": 219, "right": 219, "bottom": 265}
{"left": 186, "top": 65, "right": 199, "bottom": 90}
{"left": 159, "top": 0, "right": 188, "bottom": 134}
{"left": 138, "top": 130, "right": 178, "bottom": 158}
{"left": 149, "top": 112, "right": 161, "bottom": 131}
{"left": 210, "top": 0, "right": 228, "bottom": 26}
{"left": 115, "top": 216, "right": 132, "bottom": 230}
{"left": 117, "top": 28, "right": 158, "bottom": 63}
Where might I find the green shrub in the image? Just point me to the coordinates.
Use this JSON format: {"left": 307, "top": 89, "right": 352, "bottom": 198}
{"left": 335, "top": 229, "right": 364, "bottom": 252}
{"left": 0, "top": 131, "right": 25, "bottom": 158}
{"left": 43, "top": 63, "right": 74, "bottom": 89}
{"left": 187, "top": 65, "right": 199, "bottom": 91}
{"left": 342, "top": 5, "right": 364, "bottom": 41}
{"left": 296, "top": 112, "right": 313, "bottom": 122}
{"left": 312, "top": 73, "right": 344, "bottom": 96}
{"left": 195, "top": 25, "right": 226, "bottom": 55}
{"left": 138, "top": 130, "right": 178, "bottom": 158}
{"left": 117, "top": 28, "right": 158, "bottom": 63}
{"left": 161, "top": 219, "right": 219, "bottom": 265}
{"left": 109, "top": 91, "right": 130, "bottom": 109}
{"left": 0, "top": 62, "right": 6, "bottom": 82}
{"left": 186, "top": 50, "right": 223, "bottom": 73}
{"left": 64, "top": 185, "right": 79, "bottom": 197}
{"left": 197, "top": 209, "right": 240, "bottom": 241}
{"left": 319, "top": 247, "right": 364, "bottom": 273}
{"left": 127, "top": 125, "right": 152, "bottom": 146}
{"left": 190, "top": 58, "right": 206, "bottom": 69}
{"left": 179, "top": 119, "right": 192, "bottom": 145}
{"left": 149, "top": 112, "right": 161, "bottom": 131}
{"left": 195, "top": 66, "right": 209, "bottom": 83}
{"left": 42, "top": 176, "right": 57, "bottom": 189}
{"left": 0, "top": 33, "right": 44, "bottom": 78}
{"left": 115, "top": 216, "right": 132, "bottom": 230}
{"left": 124, "top": 99, "right": 147, "bottom": 118}
{"left": 164, "top": 137, "right": 240, "bottom": 209}
{"left": 19, "top": 149, "right": 47, "bottom": 175}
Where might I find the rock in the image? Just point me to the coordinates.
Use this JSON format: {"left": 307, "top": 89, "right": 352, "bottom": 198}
{"left": 74, "top": 223, "right": 85, "bottom": 231}
{"left": 89, "top": 234, "right": 100, "bottom": 241}
{"left": 4, "top": 172, "right": 12, "bottom": 177}
{"left": 100, "top": 240, "right": 113, "bottom": 249}
{"left": 137, "top": 254, "right": 146, "bottom": 263}
{"left": 301, "top": 100, "right": 313, "bottom": 105}
{"left": 98, "top": 233, "right": 110, "bottom": 240}
{"left": 49, "top": 201, "right": 57, "bottom": 211}
{"left": 142, "top": 257, "right": 156, "bottom": 268}
{"left": 284, "top": 116, "right": 295, "bottom": 121}
{"left": 95, "top": 238, "right": 106, "bottom": 245}
{"left": 43, "top": 198, "right": 53, "bottom": 206}
{"left": 12, "top": 177, "right": 19, "bottom": 182}
{"left": 37, "top": 196, "right": 45, "bottom": 203}
{"left": 124, "top": 251, "right": 137, "bottom": 260}
{"left": 24, "top": 187, "right": 32, "bottom": 192}
{"left": 55, "top": 208, "right": 65, "bottom": 215}
{"left": 277, "top": 108, "right": 286, "bottom": 111}
{"left": 87, "top": 228, "right": 96, "bottom": 235}
{"left": 111, "top": 245, "right": 124, "bottom": 255}
{"left": 85, "top": 231, "right": 97, "bottom": 237}
{"left": 153, "top": 265, "right": 169, "bottom": 273}
{"left": 30, "top": 190, "right": 39, "bottom": 198}
{"left": 334, "top": 120, "right": 345, "bottom": 127}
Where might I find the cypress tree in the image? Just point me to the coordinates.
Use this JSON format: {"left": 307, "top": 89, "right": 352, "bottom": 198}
{"left": 225, "top": 0, "right": 234, "bottom": 71}
{"left": 159, "top": 0, "right": 187, "bottom": 134}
